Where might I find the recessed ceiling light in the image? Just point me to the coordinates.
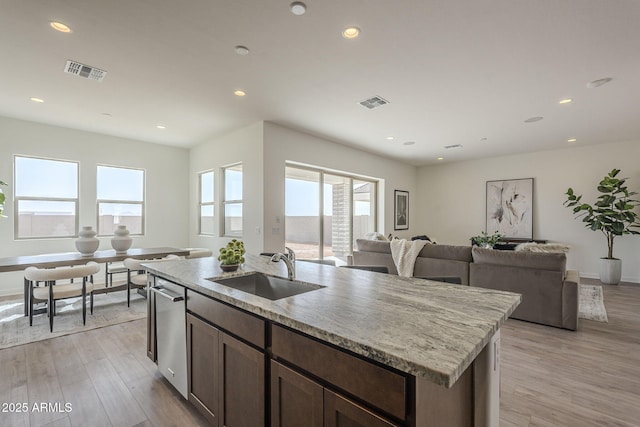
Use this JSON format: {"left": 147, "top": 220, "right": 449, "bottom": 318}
{"left": 30, "top": 97, "right": 44, "bottom": 103}
{"left": 403, "top": 141, "right": 415, "bottom": 146}
{"left": 50, "top": 21, "right": 72, "bottom": 33}
{"left": 386, "top": 136, "right": 394, "bottom": 140}
{"left": 290, "top": 2, "right": 307, "bottom": 15}
{"left": 587, "top": 77, "right": 612, "bottom": 88}
{"left": 559, "top": 98, "right": 573, "bottom": 104}
{"left": 234, "top": 90, "right": 246, "bottom": 97}
{"left": 437, "top": 157, "right": 444, "bottom": 161}
{"left": 524, "top": 116, "right": 543, "bottom": 123}
{"left": 567, "top": 138, "right": 577, "bottom": 143}
{"left": 235, "top": 45, "right": 249, "bottom": 55}
{"left": 156, "top": 124, "right": 166, "bottom": 129}
{"left": 342, "top": 26, "right": 360, "bottom": 39}
{"left": 101, "top": 113, "right": 112, "bottom": 117}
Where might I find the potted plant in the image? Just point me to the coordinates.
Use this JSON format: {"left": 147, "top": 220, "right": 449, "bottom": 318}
{"left": 564, "top": 168, "right": 640, "bottom": 285}
{"left": 0, "top": 180, "right": 7, "bottom": 217}
{"left": 218, "top": 239, "right": 246, "bottom": 272}
{"left": 471, "top": 231, "right": 503, "bottom": 248}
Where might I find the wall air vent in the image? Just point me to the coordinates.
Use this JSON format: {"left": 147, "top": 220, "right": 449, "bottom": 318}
{"left": 443, "top": 144, "right": 463, "bottom": 149}
{"left": 359, "top": 96, "right": 389, "bottom": 109}
{"left": 64, "top": 60, "right": 107, "bottom": 82}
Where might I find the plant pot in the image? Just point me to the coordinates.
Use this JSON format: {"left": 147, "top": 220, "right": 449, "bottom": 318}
{"left": 220, "top": 264, "right": 240, "bottom": 272}
{"left": 599, "top": 258, "right": 622, "bottom": 285}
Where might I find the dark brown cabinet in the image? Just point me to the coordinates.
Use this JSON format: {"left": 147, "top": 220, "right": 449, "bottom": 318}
{"left": 271, "top": 360, "right": 323, "bottom": 427}
{"left": 324, "top": 389, "right": 398, "bottom": 427}
{"left": 186, "top": 313, "right": 220, "bottom": 426}
{"left": 185, "top": 291, "right": 266, "bottom": 427}
{"left": 271, "top": 360, "right": 399, "bottom": 427}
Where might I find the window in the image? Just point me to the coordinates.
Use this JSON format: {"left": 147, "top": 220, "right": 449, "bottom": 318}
{"left": 199, "top": 170, "right": 215, "bottom": 235}
{"left": 285, "top": 165, "right": 378, "bottom": 262}
{"left": 14, "top": 155, "right": 79, "bottom": 239}
{"left": 97, "top": 165, "right": 144, "bottom": 236}
{"left": 222, "top": 163, "right": 242, "bottom": 237}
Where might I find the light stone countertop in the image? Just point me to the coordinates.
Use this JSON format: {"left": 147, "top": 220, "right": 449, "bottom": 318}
{"left": 144, "top": 254, "right": 521, "bottom": 388}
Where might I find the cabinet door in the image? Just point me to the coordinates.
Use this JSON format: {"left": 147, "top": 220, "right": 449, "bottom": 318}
{"left": 219, "top": 333, "right": 265, "bottom": 426}
{"left": 146, "top": 276, "right": 156, "bottom": 362}
{"left": 186, "top": 313, "right": 220, "bottom": 427}
{"left": 271, "top": 360, "right": 323, "bottom": 427}
{"left": 324, "top": 389, "right": 399, "bottom": 427}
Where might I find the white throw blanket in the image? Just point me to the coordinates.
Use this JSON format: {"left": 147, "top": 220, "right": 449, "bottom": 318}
{"left": 390, "top": 239, "right": 427, "bottom": 277}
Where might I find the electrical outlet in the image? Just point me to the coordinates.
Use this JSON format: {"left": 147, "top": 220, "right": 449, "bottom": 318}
{"left": 272, "top": 227, "right": 280, "bottom": 234}
{"left": 255, "top": 226, "right": 261, "bottom": 234}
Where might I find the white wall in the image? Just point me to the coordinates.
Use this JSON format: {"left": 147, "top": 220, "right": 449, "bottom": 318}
{"left": 188, "top": 122, "right": 265, "bottom": 255}
{"left": 262, "top": 122, "right": 418, "bottom": 252}
{"left": 416, "top": 140, "right": 640, "bottom": 282}
{"left": 0, "top": 116, "right": 190, "bottom": 295}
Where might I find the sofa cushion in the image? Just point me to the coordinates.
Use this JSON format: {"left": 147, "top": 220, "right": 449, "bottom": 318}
{"left": 356, "top": 239, "right": 392, "bottom": 254}
{"left": 418, "top": 244, "right": 472, "bottom": 262}
{"left": 472, "top": 247, "right": 566, "bottom": 272}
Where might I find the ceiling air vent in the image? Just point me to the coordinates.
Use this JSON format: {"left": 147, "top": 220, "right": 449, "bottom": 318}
{"left": 444, "top": 144, "right": 463, "bottom": 149}
{"left": 359, "top": 95, "right": 389, "bottom": 109}
{"left": 64, "top": 60, "right": 107, "bottom": 82}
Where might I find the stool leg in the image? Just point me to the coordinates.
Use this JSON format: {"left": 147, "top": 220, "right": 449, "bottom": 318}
{"left": 29, "top": 281, "right": 34, "bottom": 326}
{"left": 48, "top": 282, "right": 54, "bottom": 332}
{"left": 127, "top": 270, "right": 131, "bottom": 307}
{"left": 90, "top": 291, "right": 94, "bottom": 314}
{"left": 82, "top": 278, "right": 87, "bottom": 325}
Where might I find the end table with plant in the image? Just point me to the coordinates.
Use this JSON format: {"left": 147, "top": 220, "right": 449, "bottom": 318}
{"left": 471, "top": 230, "right": 503, "bottom": 248}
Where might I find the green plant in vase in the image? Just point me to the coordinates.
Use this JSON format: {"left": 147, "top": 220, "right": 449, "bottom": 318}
{"left": 218, "top": 239, "right": 246, "bottom": 272}
{"left": 471, "top": 230, "right": 503, "bottom": 248}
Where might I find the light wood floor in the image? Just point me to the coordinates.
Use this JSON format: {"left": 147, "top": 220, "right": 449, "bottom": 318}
{"left": 0, "top": 280, "right": 638, "bottom": 426}
{"left": 500, "top": 279, "right": 640, "bottom": 427}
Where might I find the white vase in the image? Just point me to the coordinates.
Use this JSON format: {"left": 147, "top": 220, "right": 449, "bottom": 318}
{"left": 599, "top": 258, "right": 622, "bottom": 285}
{"left": 111, "top": 225, "right": 133, "bottom": 253}
{"left": 75, "top": 226, "right": 100, "bottom": 256}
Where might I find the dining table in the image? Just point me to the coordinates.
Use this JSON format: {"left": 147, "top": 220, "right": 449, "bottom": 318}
{"left": 0, "top": 247, "right": 190, "bottom": 316}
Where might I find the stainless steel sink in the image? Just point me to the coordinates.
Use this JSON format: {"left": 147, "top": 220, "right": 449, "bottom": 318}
{"left": 208, "top": 272, "right": 325, "bottom": 300}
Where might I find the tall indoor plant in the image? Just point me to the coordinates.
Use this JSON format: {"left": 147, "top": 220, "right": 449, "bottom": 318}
{"left": 564, "top": 168, "right": 640, "bottom": 284}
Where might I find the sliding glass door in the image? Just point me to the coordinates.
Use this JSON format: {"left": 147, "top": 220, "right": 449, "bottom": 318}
{"left": 285, "top": 165, "right": 377, "bottom": 262}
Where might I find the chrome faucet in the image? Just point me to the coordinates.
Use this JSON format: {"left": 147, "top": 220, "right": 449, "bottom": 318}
{"left": 271, "top": 253, "right": 296, "bottom": 280}
{"left": 285, "top": 246, "right": 296, "bottom": 264}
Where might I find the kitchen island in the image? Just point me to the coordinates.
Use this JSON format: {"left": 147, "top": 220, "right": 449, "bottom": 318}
{"left": 144, "top": 254, "right": 521, "bottom": 427}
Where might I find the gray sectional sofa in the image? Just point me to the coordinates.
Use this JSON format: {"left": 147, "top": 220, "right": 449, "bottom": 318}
{"left": 352, "top": 239, "right": 579, "bottom": 330}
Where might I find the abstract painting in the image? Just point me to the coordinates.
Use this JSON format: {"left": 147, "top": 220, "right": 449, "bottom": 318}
{"left": 486, "top": 178, "right": 533, "bottom": 239}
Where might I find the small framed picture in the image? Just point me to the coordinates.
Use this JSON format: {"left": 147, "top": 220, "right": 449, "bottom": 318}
{"left": 394, "top": 190, "right": 409, "bottom": 230}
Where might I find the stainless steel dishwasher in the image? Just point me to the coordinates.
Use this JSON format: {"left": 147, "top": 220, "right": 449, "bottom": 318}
{"left": 151, "top": 278, "right": 188, "bottom": 399}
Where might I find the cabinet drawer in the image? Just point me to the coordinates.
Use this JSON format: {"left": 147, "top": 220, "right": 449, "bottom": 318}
{"left": 187, "top": 290, "right": 265, "bottom": 348}
{"left": 271, "top": 325, "right": 407, "bottom": 420}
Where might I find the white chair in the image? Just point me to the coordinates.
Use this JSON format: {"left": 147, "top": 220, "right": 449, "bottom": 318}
{"left": 123, "top": 255, "right": 180, "bottom": 306}
{"left": 25, "top": 261, "right": 101, "bottom": 332}
{"left": 184, "top": 248, "right": 213, "bottom": 259}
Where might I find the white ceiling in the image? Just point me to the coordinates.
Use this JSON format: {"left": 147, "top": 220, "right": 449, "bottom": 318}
{"left": 1, "top": 0, "right": 639, "bottom": 166}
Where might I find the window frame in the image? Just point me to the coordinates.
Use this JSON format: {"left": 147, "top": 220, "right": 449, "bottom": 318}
{"left": 198, "top": 169, "right": 215, "bottom": 236}
{"left": 222, "top": 162, "right": 243, "bottom": 237}
{"left": 13, "top": 154, "right": 79, "bottom": 240}
{"left": 96, "top": 164, "right": 145, "bottom": 237}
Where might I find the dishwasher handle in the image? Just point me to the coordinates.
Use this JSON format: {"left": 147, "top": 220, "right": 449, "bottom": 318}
{"left": 150, "top": 285, "right": 184, "bottom": 302}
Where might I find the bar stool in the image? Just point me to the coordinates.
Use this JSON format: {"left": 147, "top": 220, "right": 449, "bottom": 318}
{"left": 25, "top": 261, "right": 101, "bottom": 332}
{"left": 123, "top": 254, "right": 180, "bottom": 306}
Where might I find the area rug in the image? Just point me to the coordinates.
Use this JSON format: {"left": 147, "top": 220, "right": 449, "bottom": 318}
{"left": 0, "top": 289, "right": 147, "bottom": 350}
{"left": 579, "top": 284, "right": 608, "bottom": 322}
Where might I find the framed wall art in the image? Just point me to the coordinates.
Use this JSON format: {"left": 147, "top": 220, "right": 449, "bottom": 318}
{"left": 394, "top": 190, "right": 409, "bottom": 230}
{"left": 486, "top": 178, "right": 533, "bottom": 239}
